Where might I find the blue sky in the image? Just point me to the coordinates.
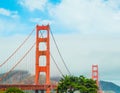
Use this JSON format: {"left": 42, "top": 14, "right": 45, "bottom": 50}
{"left": 0, "top": 0, "right": 120, "bottom": 86}
{"left": 0, "top": 0, "right": 63, "bottom": 36}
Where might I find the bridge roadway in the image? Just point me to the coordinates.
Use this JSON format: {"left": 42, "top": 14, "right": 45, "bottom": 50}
{"left": 0, "top": 84, "right": 57, "bottom": 90}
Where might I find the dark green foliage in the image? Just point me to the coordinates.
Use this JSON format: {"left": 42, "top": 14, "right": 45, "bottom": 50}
{"left": 57, "top": 75, "right": 98, "bottom": 93}
{"left": 5, "top": 87, "right": 24, "bottom": 93}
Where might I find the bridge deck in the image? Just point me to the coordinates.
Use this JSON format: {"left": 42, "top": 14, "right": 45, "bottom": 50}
{"left": 0, "top": 84, "right": 57, "bottom": 90}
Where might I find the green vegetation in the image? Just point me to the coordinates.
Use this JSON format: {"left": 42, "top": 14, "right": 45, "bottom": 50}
{"left": 5, "top": 87, "right": 24, "bottom": 93}
{"left": 57, "top": 75, "right": 98, "bottom": 93}
{"left": 0, "top": 90, "right": 4, "bottom": 93}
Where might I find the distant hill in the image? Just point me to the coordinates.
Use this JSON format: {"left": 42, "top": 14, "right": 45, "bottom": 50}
{"left": 0, "top": 70, "right": 33, "bottom": 84}
{"left": 1, "top": 70, "right": 120, "bottom": 93}
{"left": 0, "top": 70, "right": 57, "bottom": 84}
{"left": 100, "top": 81, "right": 120, "bottom": 93}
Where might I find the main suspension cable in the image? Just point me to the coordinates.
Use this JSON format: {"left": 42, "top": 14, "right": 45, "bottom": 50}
{"left": 0, "top": 43, "right": 35, "bottom": 81}
{"left": 50, "top": 28, "right": 71, "bottom": 75}
{"left": 0, "top": 27, "right": 35, "bottom": 67}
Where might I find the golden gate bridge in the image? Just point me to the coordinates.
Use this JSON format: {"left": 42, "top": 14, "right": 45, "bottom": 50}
{"left": 0, "top": 24, "right": 103, "bottom": 93}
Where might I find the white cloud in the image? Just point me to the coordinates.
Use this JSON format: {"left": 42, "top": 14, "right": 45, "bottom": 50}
{"left": 51, "top": 33, "right": 120, "bottom": 83}
{"left": 19, "top": 0, "right": 47, "bottom": 11}
{"left": 0, "top": 18, "right": 33, "bottom": 36}
{"left": 1, "top": 31, "right": 120, "bottom": 81}
{"left": 0, "top": 34, "right": 35, "bottom": 74}
{"left": 0, "top": 19, "right": 16, "bottom": 33}
{"left": 48, "top": 0, "right": 120, "bottom": 84}
{"left": 50, "top": 0, "right": 120, "bottom": 34}
{"left": 105, "top": 0, "right": 120, "bottom": 10}
{"left": 0, "top": 8, "right": 11, "bottom": 16}
{"left": 0, "top": 8, "right": 19, "bottom": 18}
{"left": 30, "top": 18, "right": 53, "bottom": 25}
{"left": 113, "top": 12, "right": 120, "bottom": 20}
{"left": 1, "top": 0, "right": 120, "bottom": 85}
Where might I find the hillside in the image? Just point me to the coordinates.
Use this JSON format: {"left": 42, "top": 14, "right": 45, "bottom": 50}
{"left": 0, "top": 70, "right": 57, "bottom": 84}
{"left": 0, "top": 70, "right": 120, "bottom": 93}
{"left": 0, "top": 70, "right": 32, "bottom": 84}
{"left": 100, "top": 81, "right": 120, "bottom": 93}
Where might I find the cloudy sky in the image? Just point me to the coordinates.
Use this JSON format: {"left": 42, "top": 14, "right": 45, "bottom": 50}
{"left": 0, "top": 0, "right": 120, "bottom": 86}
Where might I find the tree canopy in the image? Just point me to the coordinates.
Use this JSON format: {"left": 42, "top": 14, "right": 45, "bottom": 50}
{"left": 5, "top": 87, "right": 24, "bottom": 93}
{"left": 57, "top": 75, "right": 98, "bottom": 93}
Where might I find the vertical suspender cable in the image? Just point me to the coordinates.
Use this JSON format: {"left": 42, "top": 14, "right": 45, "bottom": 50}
{"left": 50, "top": 28, "right": 71, "bottom": 75}
{"left": 50, "top": 53, "right": 64, "bottom": 76}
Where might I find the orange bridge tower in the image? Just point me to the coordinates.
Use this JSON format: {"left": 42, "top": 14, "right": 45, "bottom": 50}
{"left": 92, "top": 65, "right": 102, "bottom": 93}
{"left": 92, "top": 65, "right": 99, "bottom": 86}
{"left": 35, "top": 24, "right": 50, "bottom": 93}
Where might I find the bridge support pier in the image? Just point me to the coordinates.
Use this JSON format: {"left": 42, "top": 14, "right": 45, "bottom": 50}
{"left": 41, "top": 90, "right": 44, "bottom": 93}
{"left": 35, "top": 90, "right": 44, "bottom": 93}
{"left": 35, "top": 90, "right": 38, "bottom": 93}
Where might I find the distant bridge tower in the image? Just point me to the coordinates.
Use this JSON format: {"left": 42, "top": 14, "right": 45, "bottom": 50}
{"left": 92, "top": 65, "right": 103, "bottom": 93}
{"left": 35, "top": 25, "right": 50, "bottom": 93}
{"left": 92, "top": 65, "right": 99, "bottom": 86}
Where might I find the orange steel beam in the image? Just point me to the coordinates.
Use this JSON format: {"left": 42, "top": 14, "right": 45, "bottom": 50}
{"left": 0, "top": 84, "right": 57, "bottom": 90}
{"left": 35, "top": 25, "right": 50, "bottom": 93}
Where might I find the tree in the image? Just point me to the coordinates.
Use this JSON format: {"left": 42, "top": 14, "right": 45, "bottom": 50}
{"left": 57, "top": 75, "right": 98, "bottom": 93}
{"left": 5, "top": 87, "right": 24, "bottom": 93}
